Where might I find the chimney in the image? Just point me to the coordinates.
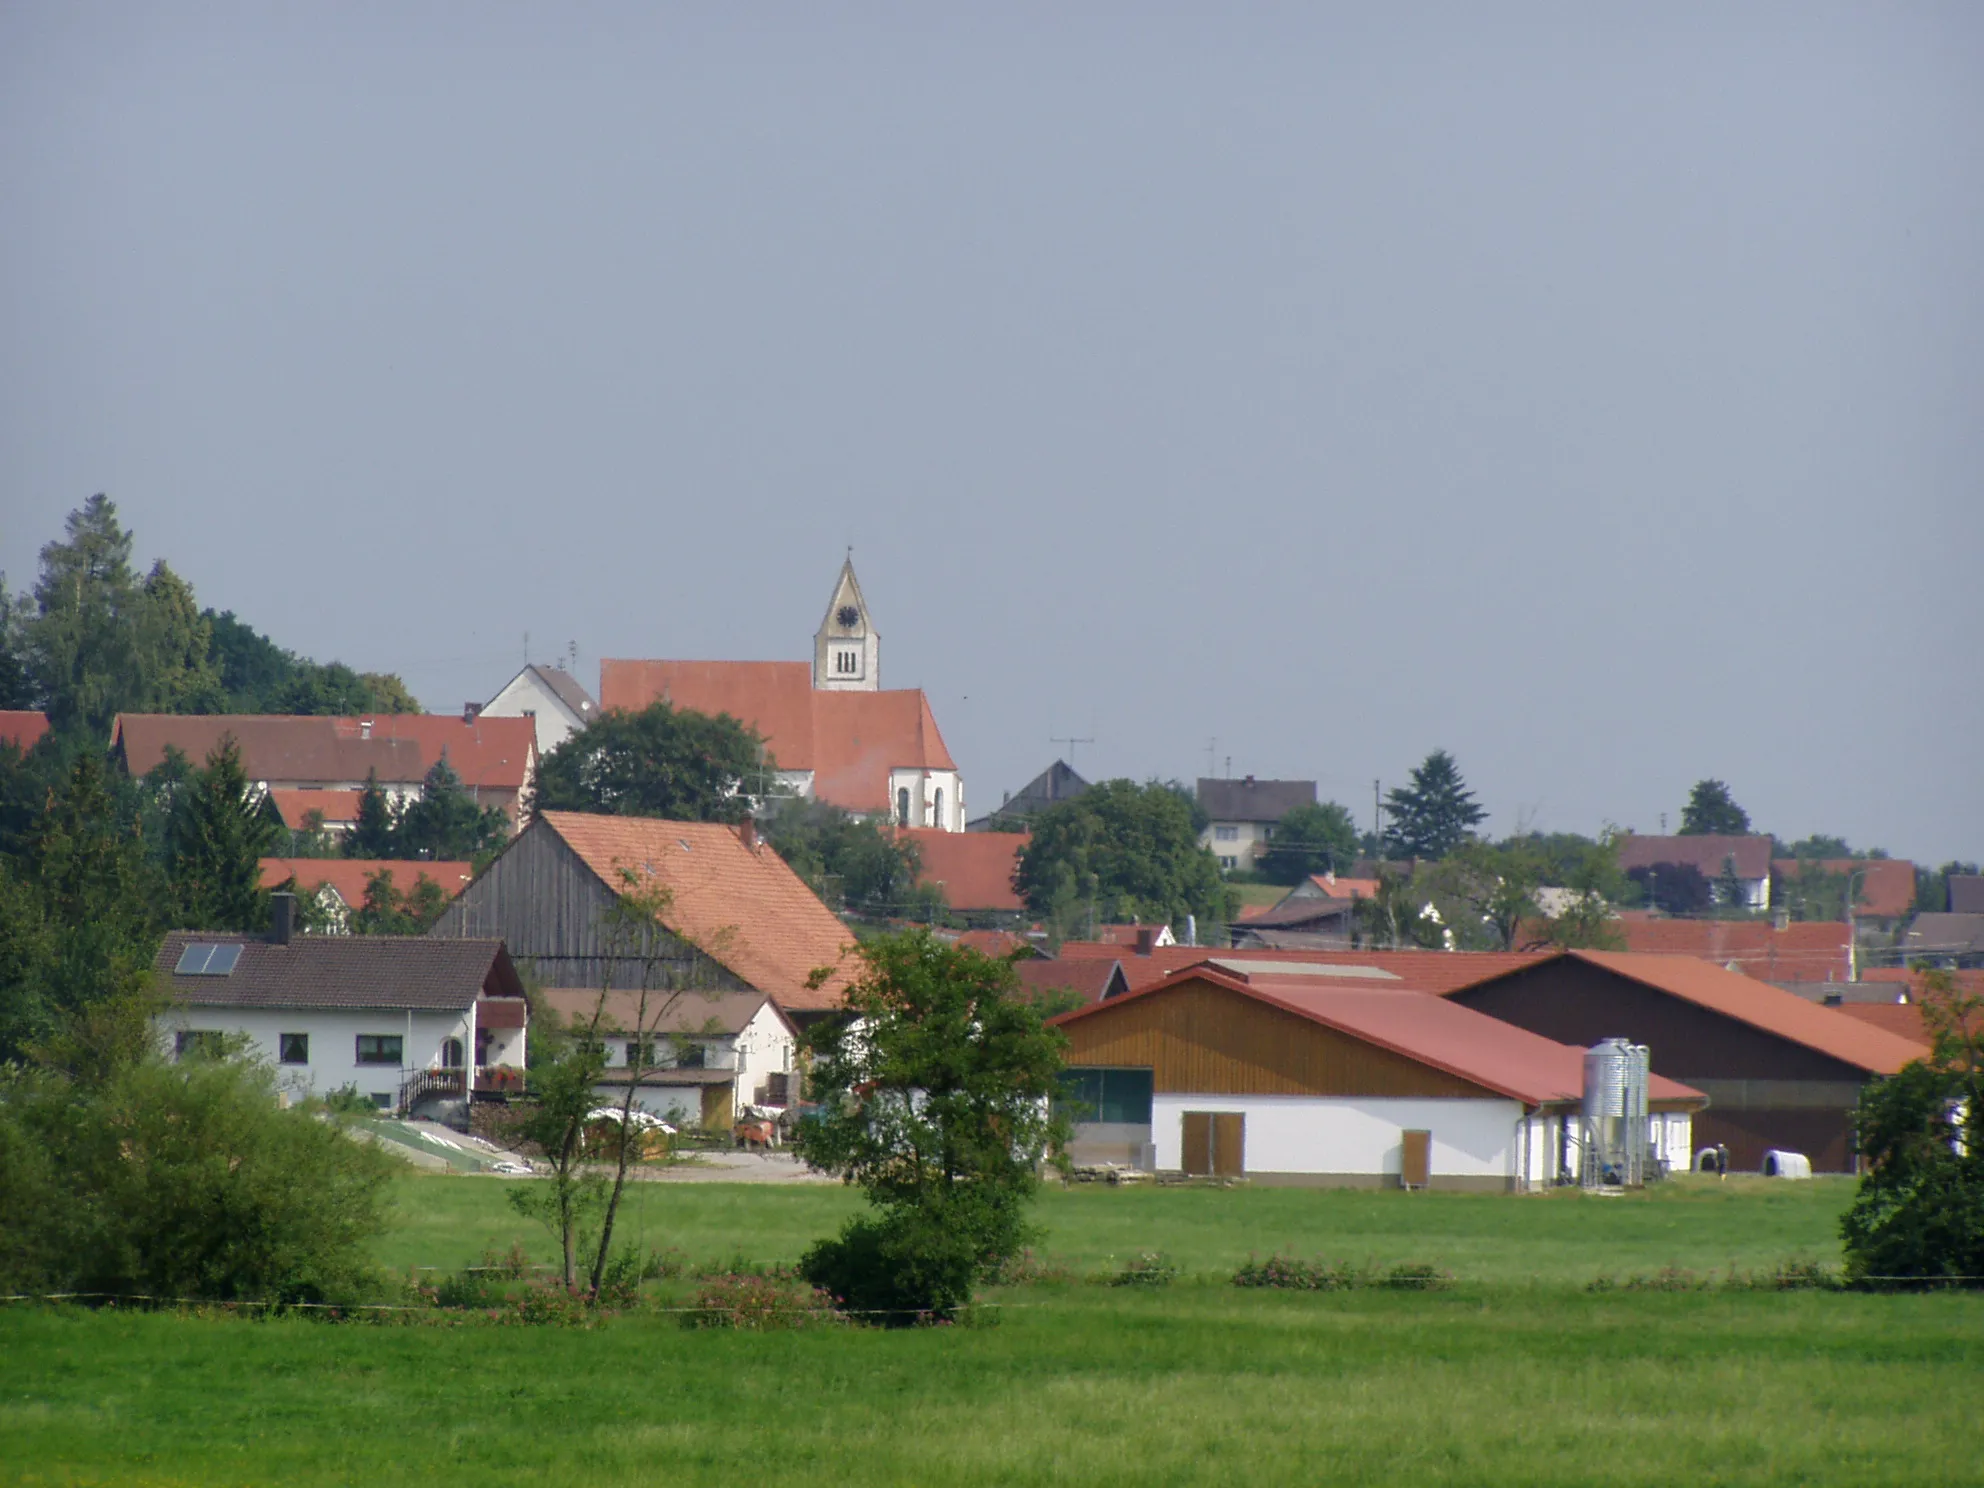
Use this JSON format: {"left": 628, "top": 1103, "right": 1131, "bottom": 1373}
{"left": 737, "top": 817, "right": 759, "bottom": 852}
{"left": 463, "top": 701, "right": 483, "bottom": 723}
{"left": 271, "top": 892, "right": 296, "bottom": 946}
{"left": 1245, "top": 774, "right": 1255, "bottom": 786}
{"left": 1134, "top": 926, "right": 1157, "bottom": 957}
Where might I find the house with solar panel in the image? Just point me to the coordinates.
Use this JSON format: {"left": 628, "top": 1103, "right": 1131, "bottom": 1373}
{"left": 154, "top": 893, "right": 529, "bottom": 1122}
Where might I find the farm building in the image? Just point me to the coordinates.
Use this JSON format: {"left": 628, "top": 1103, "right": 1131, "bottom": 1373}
{"left": 1444, "top": 951, "right": 1926, "bottom": 1172}
{"left": 539, "top": 988, "right": 798, "bottom": 1130}
{"left": 1049, "top": 960, "right": 1705, "bottom": 1190}
{"left": 154, "top": 899, "right": 528, "bottom": 1119}
{"left": 428, "top": 810, "right": 858, "bottom": 1023}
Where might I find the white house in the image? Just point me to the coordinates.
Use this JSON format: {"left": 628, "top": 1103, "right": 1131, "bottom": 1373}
{"left": 480, "top": 663, "right": 599, "bottom": 760}
{"left": 154, "top": 899, "right": 529, "bottom": 1122}
{"left": 1050, "top": 960, "right": 1705, "bottom": 1189}
{"left": 541, "top": 987, "right": 799, "bottom": 1131}
{"left": 1197, "top": 777, "right": 1318, "bottom": 873}
{"left": 1617, "top": 834, "right": 1775, "bottom": 911}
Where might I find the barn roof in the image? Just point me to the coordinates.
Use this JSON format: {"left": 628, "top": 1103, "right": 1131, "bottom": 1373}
{"left": 1052, "top": 963, "right": 1706, "bottom": 1110}
{"left": 1052, "top": 943, "right": 1552, "bottom": 996}
{"left": 112, "top": 713, "right": 534, "bottom": 792}
{"left": 1449, "top": 950, "right": 1926, "bottom": 1076}
{"left": 0, "top": 711, "right": 50, "bottom": 753}
{"left": 537, "top": 987, "right": 793, "bottom": 1039}
{"left": 535, "top": 811, "right": 858, "bottom": 1010}
{"left": 259, "top": 857, "right": 475, "bottom": 905}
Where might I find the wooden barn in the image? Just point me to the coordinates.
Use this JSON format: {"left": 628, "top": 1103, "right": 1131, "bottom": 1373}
{"left": 428, "top": 811, "right": 858, "bottom": 1024}
{"left": 1444, "top": 951, "right": 1927, "bottom": 1172}
{"left": 1049, "top": 961, "right": 1705, "bottom": 1190}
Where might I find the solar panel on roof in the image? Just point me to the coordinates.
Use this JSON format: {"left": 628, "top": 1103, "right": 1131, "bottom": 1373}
{"left": 173, "top": 942, "right": 244, "bottom": 976}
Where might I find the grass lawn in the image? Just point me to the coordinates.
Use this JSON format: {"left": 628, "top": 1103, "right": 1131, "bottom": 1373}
{"left": 6, "top": 1175, "right": 1976, "bottom": 1487}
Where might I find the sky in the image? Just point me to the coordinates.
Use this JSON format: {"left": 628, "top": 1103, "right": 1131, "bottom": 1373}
{"left": 3, "top": 5, "right": 1979, "bottom": 862}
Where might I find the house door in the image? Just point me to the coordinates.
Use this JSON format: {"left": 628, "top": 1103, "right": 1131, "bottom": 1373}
{"left": 702, "top": 1083, "right": 735, "bottom": 1134}
{"left": 1401, "top": 1129, "right": 1432, "bottom": 1190}
{"left": 1181, "top": 1112, "right": 1245, "bottom": 1177}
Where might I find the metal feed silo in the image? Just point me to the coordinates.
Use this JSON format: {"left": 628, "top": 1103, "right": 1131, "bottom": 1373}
{"left": 1580, "top": 1039, "right": 1651, "bottom": 1189}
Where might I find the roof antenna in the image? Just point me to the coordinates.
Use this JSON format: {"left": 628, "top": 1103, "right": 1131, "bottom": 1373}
{"left": 1051, "top": 735, "right": 1094, "bottom": 772}
{"left": 523, "top": 630, "right": 529, "bottom": 666}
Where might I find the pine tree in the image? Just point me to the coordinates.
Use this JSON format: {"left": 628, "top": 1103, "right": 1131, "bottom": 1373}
{"left": 1383, "top": 750, "right": 1486, "bottom": 861}
{"left": 344, "top": 770, "right": 398, "bottom": 859}
{"left": 1679, "top": 779, "right": 1751, "bottom": 836}
{"left": 26, "top": 495, "right": 148, "bottom": 735}
{"left": 395, "top": 753, "right": 508, "bottom": 861}
{"left": 135, "top": 561, "right": 225, "bottom": 713}
{"left": 167, "top": 736, "right": 282, "bottom": 931}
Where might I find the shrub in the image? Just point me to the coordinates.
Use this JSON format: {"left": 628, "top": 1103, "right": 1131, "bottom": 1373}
{"left": 1109, "top": 1251, "right": 1177, "bottom": 1287}
{"left": 1380, "top": 1262, "right": 1450, "bottom": 1291}
{"left": 800, "top": 1210, "right": 982, "bottom": 1325}
{"left": 683, "top": 1273, "right": 837, "bottom": 1330}
{"left": 475, "top": 1241, "right": 532, "bottom": 1280}
{"left": 0, "top": 1054, "right": 397, "bottom": 1304}
{"left": 987, "top": 1248, "right": 1078, "bottom": 1286}
{"left": 1233, "top": 1254, "right": 1362, "bottom": 1291}
{"left": 512, "top": 1280, "right": 597, "bottom": 1327}
{"left": 433, "top": 1270, "right": 505, "bottom": 1310}
{"left": 1841, "top": 1059, "right": 1984, "bottom": 1289}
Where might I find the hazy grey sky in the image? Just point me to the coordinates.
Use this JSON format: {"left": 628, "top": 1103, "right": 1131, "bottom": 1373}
{"left": 4, "top": 5, "right": 1979, "bottom": 861}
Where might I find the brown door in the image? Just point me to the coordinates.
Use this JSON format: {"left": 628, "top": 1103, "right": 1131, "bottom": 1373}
{"left": 1212, "top": 1113, "right": 1246, "bottom": 1176}
{"left": 1181, "top": 1112, "right": 1212, "bottom": 1175}
{"left": 702, "top": 1082, "right": 735, "bottom": 1133}
{"left": 1401, "top": 1129, "right": 1431, "bottom": 1189}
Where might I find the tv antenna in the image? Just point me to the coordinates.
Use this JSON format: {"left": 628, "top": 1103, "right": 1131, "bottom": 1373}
{"left": 1051, "top": 735, "right": 1094, "bottom": 772}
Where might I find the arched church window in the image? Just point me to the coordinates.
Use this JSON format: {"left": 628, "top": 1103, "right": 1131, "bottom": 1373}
{"left": 897, "top": 788, "right": 910, "bottom": 827}
{"left": 932, "top": 788, "right": 944, "bottom": 828}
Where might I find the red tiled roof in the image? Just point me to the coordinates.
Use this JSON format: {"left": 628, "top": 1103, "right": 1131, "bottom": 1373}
{"left": 1013, "top": 956, "right": 1124, "bottom": 1004}
{"left": 1455, "top": 951, "right": 1924, "bottom": 1076}
{"left": 1832, "top": 1002, "right": 1930, "bottom": 1048}
{"left": 1861, "top": 967, "right": 1984, "bottom": 997}
{"left": 536, "top": 811, "right": 858, "bottom": 1011}
{"left": 1770, "top": 858, "right": 1917, "bottom": 918}
{"left": 1052, "top": 965, "right": 1707, "bottom": 1110}
{"left": 1617, "top": 834, "right": 1773, "bottom": 880}
{"left": 268, "top": 789, "right": 365, "bottom": 830}
{"left": 0, "top": 711, "right": 50, "bottom": 752}
{"left": 1305, "top": 875, "right": 1379, "bottom": 900}
{"left": 597, "top": 661, "right": 954, "bottom": 815}
{"left": 112, "top": 714, "right": 534, "bottom": 794}
{"left": 1053, "top": 942, "right": 1551, "bottom": 996}
{"left": 260, "top": 858, "right": 475, "bottom": 905}
{"left": 944, "top": 928, "right": 1035, "bottom": 959}
{"left": 894, "top": 828, "right": 1027, "bottom": 912}
{"left": 1614, "top": 918, "right": 1852, "bottom": 983}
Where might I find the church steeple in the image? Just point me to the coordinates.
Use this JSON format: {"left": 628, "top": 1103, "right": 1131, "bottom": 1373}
{"left": 813, "top": 555, "right": 880, "bottom": 691}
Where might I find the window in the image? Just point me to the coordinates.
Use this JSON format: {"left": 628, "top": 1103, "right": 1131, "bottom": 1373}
{"left": 1219, "top": 855, "right": 1237, "bottom": 870}
{"left": 932, "top": 787, "right": 944, "bottom": 827}
{"left": 897, "top": 787, "right": 910, "bottom": 827}
{"left": 370, "top": 1092, "right": 392, "bottom": 1109}
{"left": 175, "top": 1030, "right": 227, "bottom": 1060}
{"left": 1214, "top": 825, "right": 1239, "bottom": 842}
{"left": 355, "top": 1034, "right": 404, "bottom": 1066}
{"left": 1261, "top": 825, "right": 1275, "bottom": 840}
{"left": 440, "top": 1037, "right": 464, "bottom": 1069}
{"left": 625, "top": 1038, "right": 657, "bottom": 1068}
{"left": 1056, "top": 1067, "right": 1154, "bottom": 1125}
{"left": 677, "top": 1041, "right": 707, "bottom": 1069}
{"left": 278, "top": 1032, "right": 309, "bottom": 1065}
{"left": 834, "top": 649, "right": 859, "bottom": 676}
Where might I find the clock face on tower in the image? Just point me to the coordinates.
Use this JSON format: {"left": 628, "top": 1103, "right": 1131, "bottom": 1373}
{"left": 836, "top": 605, "right": 860, "bottom": 629}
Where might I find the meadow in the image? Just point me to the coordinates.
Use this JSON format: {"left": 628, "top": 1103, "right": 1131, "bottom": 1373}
{"left": 5, "top": 1175, "right": 1980, "bottom": 1487}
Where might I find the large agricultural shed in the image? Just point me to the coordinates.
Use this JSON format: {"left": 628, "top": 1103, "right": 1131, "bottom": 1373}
{"left": 1049, "top": 960, "right": 1705, "bottom": 1190}
{"left": 1443, "top": 951, "right": 1926, "bottom": 1172}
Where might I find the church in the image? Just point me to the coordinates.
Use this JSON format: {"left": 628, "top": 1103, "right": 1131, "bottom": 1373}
{"left": 600, "top": 559, "right": 967, "bottom": 831}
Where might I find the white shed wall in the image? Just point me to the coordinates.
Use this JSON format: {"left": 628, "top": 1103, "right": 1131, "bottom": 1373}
{"left": 1150, "top": 1092, "right": 1527, "bottom": 1180}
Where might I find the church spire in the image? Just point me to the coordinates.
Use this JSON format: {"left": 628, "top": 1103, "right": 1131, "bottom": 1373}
{"left": 813, "top": 556, "right": 880, "bottom": 691}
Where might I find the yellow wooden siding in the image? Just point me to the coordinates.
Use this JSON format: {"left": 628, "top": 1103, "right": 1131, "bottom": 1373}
{"left": 1063, "top": 980, "right": 1492, "bottom": 1099}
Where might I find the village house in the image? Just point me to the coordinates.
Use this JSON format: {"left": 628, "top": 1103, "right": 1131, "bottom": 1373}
{"left": 154, "top": 896, "right": 528, "bottom": 1122}
{"left": 1617, "top": 833, "right": 1774, "bottom": 911}
{"left": 479, "top": 662, "right": 598, "bottom": 759}
{"left": 1197, "top": 776, "right": 1317, "bottom": 873}
{"left": 1050, "top": 959, "right": 1706, "bottom": 1188}
{"left": 540, "top": 988, "right": 798, "bottom": 1131}
{"left": 966, "top": 759, "right": 1090, "bottom": 831}
{"left": 258, "top": 858, "right": 475, "bottom": 932}
{"left": 111, "top": 711, "right": 539, "bottom": 829}
{"left": 427, "top": 810, "right": 858, "bottom": 1027}
{"left": 600, "top": 559, "right": 967, "bottom": 831}
{"left": 1229, "top": 873, "right": 1379, "bottom": 949}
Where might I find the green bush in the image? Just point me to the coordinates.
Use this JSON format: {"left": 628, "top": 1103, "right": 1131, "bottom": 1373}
{"left": 0, "top": 1052, "right": 397, "bottom": 1304}
{"left": 1841, "top": 1060, "right": 1984, "bottom": 1289}
{"left": 683, "top": 1273, "right": 837, "bottom": 1330}
{"left": 1109, "top": 1251, "right": 1177, "bottom": 1287}
{"left": 800, "top": 1210, "right": 982, "bottom": 1324}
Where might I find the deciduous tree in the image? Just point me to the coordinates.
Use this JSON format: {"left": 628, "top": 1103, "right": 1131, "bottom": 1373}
{"left": 532, "top": 702, "right": 770, "bottom": 823}
{"left": 1015, "top": 780, "right": 1232, "bottom": 934}
{"left": 1257, "top": 801, "right": 1362, "bottom": 885}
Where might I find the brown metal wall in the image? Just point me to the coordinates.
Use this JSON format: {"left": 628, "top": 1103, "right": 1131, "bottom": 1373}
{"left": 1062, "top": 978, "right": 1491, "bottom": 1099}
{"left": 1451, "top": 959, "right": 1868, "bottom": 1170}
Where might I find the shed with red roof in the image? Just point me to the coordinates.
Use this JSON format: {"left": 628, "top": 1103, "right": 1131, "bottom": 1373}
{"left": 1049, "top": 961, "right": 1705, "bottom": 1189}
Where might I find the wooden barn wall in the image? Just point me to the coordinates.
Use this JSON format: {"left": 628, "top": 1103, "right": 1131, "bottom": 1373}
{"left": 1062, "top": 980, "right": 1491, "bottom": 1100}
{"left": 427, "top": 823, "right": 748, "bottom": 995}
{"left": 1449, "top": 961, "right": 1866, "bottom": 1085}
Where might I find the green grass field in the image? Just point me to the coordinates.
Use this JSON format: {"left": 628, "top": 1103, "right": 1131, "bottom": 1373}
{"left": 6, "top": 1175, "right": 1979, "bottom": 1487}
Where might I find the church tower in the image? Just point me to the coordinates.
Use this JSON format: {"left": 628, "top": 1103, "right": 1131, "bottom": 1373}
{"left": 813, "top": 556, "right": 880, "bottom": 691}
